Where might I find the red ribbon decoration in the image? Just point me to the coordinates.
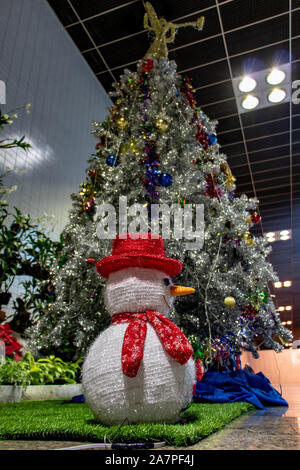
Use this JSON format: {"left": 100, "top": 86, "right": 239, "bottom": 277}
{"left": 112, "top": 311, "right": 194, "bottom": 378}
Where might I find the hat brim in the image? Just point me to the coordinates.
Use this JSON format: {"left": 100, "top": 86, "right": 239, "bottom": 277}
{"left": 96, "top": 254, "right": 182, "bottom": 279}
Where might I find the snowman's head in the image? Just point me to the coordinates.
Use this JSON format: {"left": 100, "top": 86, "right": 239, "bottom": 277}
{"left": 104, "top": 267, "right": 194, "bottom": 317}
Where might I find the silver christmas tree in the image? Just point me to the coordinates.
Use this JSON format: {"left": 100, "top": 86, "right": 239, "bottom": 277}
{"left": 27, "top": 3, "right": 292, "bottom": 365}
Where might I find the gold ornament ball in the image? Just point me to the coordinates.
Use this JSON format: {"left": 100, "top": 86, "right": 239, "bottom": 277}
{"left": 243, "top": 230, "right": 255, "bottom": 246}
{"left": 116, "top": 116, "right": 128, "bottom": 130}
{"left": 155, "top": 117, "right": 169, "bottom": 133}
{"left": 246, "top": 237, "right": 255, "bottom": 246}
{"left": 224, "top": 296, "right": 236, "bottom": 308}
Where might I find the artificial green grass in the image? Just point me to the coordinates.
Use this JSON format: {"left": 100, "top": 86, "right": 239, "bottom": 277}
{"left": 0, "top": 399, "right": 254, "bottom": 447}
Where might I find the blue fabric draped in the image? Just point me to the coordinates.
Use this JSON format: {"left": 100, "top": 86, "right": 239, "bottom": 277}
{"left": 193, "top": 369, "right": 288, "bottom": 409}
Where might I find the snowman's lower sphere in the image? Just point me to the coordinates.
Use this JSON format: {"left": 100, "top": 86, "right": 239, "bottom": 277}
{"left": 82, "top": 323, "right": 195, "bottom": 425}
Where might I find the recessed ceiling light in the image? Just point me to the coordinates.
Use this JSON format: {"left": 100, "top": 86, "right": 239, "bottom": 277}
{"left": 268, "top": 87, "right": 286, "bottom": 103}
{"left": 273, "top": 282, "right": 282, "bottom": 288}
{"left": 281, "top": 321, "right": 287, "bottom": 325}
{"left": 278, "top": 306, "right": 285, "bottom": 311}
{"left": 266, "top": 232, "right": 275, "bottom": 238}
{"left": 266, "top": 68, "right": 286, "bottom": 85}
{"left": 267, "top": 238, "right": 276, "bottom": 242}
{"left": 280, "top": 230, "right": 289, "bottom": 236}
{"left": 280, "top": 235, "right": 290, "bottom": 240}
{"left": 241, "top": 94, "right": 259, "bottom": 110}
{"left": 238, "top": 76, "right": 257, "bottom": 92}
{"left": 286, "top": 306, "right": 292, "bottom": 311}
{"left": 283, "top": 281, "right": 292, "bottom": 287}
{"left": 287, "top": 320, "right": 292, "bottom": 325}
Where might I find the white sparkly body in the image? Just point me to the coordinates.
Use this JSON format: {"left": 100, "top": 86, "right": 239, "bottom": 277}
{"left": 82, "top": 267, "right": 195, "bottom": 424}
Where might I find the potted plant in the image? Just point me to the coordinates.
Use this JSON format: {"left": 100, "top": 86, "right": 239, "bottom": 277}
{"left": 0, "top": 357, "right": 30, "bottom": 402}
{"left": 0, "top": 352, "right": 83, "bottom": 402}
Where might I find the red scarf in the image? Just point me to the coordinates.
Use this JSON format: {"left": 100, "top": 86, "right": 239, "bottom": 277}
{"left": 112, "top": 311, "right": 194, "bottom": 378}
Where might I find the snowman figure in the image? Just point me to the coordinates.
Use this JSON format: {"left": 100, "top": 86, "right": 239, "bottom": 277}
{"left": 82, "top": 233, "right": 196, "bottom": 425}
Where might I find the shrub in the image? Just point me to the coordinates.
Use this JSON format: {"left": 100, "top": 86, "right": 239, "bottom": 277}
{"left": 0, "top": 357, "right": 30, "bottom": 386}
{"left": 0, "top": 352, "right": 82, "bottom": 386}
{"left": 22, "top": 352, "right": 82, "bottom": 385}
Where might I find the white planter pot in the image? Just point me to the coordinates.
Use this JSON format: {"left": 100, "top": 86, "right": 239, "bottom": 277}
{"left": 22, "top": 383, "right": 83, "bottom": 401}
{"left": 0, "top": 385, "right": 23, "bottom": 402}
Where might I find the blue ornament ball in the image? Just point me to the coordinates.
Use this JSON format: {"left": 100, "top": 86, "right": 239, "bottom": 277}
{"left": 159, "top": 172, "right": 173, "bottom": 187}
{"left": 208, "top": 134, "right": 218, "bottom": 145}
{"left": 106, "top": 155, "right": 119, "bottom": 167}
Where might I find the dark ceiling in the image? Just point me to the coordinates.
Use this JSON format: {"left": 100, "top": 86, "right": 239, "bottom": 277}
{"left": 47, "top": 0, "right": 300, "bottom": 341}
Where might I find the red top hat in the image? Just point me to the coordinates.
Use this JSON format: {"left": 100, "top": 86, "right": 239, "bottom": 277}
{"left": 96, "top": 233, "right": 182, "bottom": 279}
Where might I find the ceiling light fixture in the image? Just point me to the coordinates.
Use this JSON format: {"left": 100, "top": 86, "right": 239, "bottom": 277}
{"left": 266, "top": 68, "right": 286, "bottom": 85}
{"left": 265, "top": 230, "right": 291, "bottom": 242}
{"left": 278, "top": 306, "right": 285, "bottom": 311}
{"left": 238, "top": 76, "right": 257, "bottom": 92}
{"left": 286, "top": 306, "right": 292, "bottom": 311}
{"left": 267, "top": 87, "right": 286, "bottom": 103}
{"left": 283, "top": 281, "right": 292, "bottom": 287}
{"left": 241, "top": 94, "right": 259, "bottom": 110}
{"left": 280, "top": 230, "right": 290, "bottom": 241}
{"left": 273, "top": 282, "right": 282, "bottom": 288}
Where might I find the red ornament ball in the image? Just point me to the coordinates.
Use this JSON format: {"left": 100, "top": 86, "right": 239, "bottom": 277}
{"left": 251, "top": 212, "right": 261, "bottom": 224}
{"left": 86, "top": 258, "right": 96, "bottom": 265}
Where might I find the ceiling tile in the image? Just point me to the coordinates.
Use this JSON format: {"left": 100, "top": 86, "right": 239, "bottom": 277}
{"left": 97, "top": 72, "right": 115, "bottom": 93}
{"left": 230, "top": 41, "right": 290, "bottom": 78}
{"left": 247, "top": 132, "right": 290, "bottom": 153}
{"left": 169, "top": 7, "right": 221, "bottom": 49}
{"left": 241, "top": 102, "right": 290, "bottom": 126}
{"left": 218, "top": 129, "right": 243, "bottom": 146}
{"left": 180, "top": 60, "right": 230, "bottom": 87}
{"left": 67, "top": 23, "right": 94, "bottom": 51}
{"left": 48, "top": 0, "right": 78, "bottom": 25}
{"left": 243, "top": 118, "right": 290, "bottom": 140}
{"left": 100, "top": 32, "right": 149, "bottom": 69}
{"left": 195, "top": 80, "right": 234, "bottom": 106}
{"left": 292, "top": 8, "right": 300, "bottom": 37}
{"left": 201, "top": 96, "right": 237, "bottom": 120}
{"left": 150, "top": 0, "right": 217, "bottom": 17}
{"left": 82, "top": 49, "right": 107, "bottom": 74}
{"left": 226, "top": 14, "right": 289, "bottom": 57}
{"left": 217, "top": 115, "right": 240, "bottom": 132}
{"left": 169, "top": 35, "right": 226, "bottom": 70}
{"left": 84, "top": 2, "right": 145, "bottom": 47}
{"left": 220, "top": 0, "right": 289, "bottom": 32}
{"left": 70, "top": 0, "right": 135, "bottom": 20}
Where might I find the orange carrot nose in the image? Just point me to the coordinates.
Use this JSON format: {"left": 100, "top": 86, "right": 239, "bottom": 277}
{"left": 170, "top": 285, "right": 195, "bottom": 296}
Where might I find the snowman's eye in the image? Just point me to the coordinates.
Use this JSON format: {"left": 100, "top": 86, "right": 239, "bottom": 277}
{"left": 163, "top": 278, "right": 171, "bottom": 286}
